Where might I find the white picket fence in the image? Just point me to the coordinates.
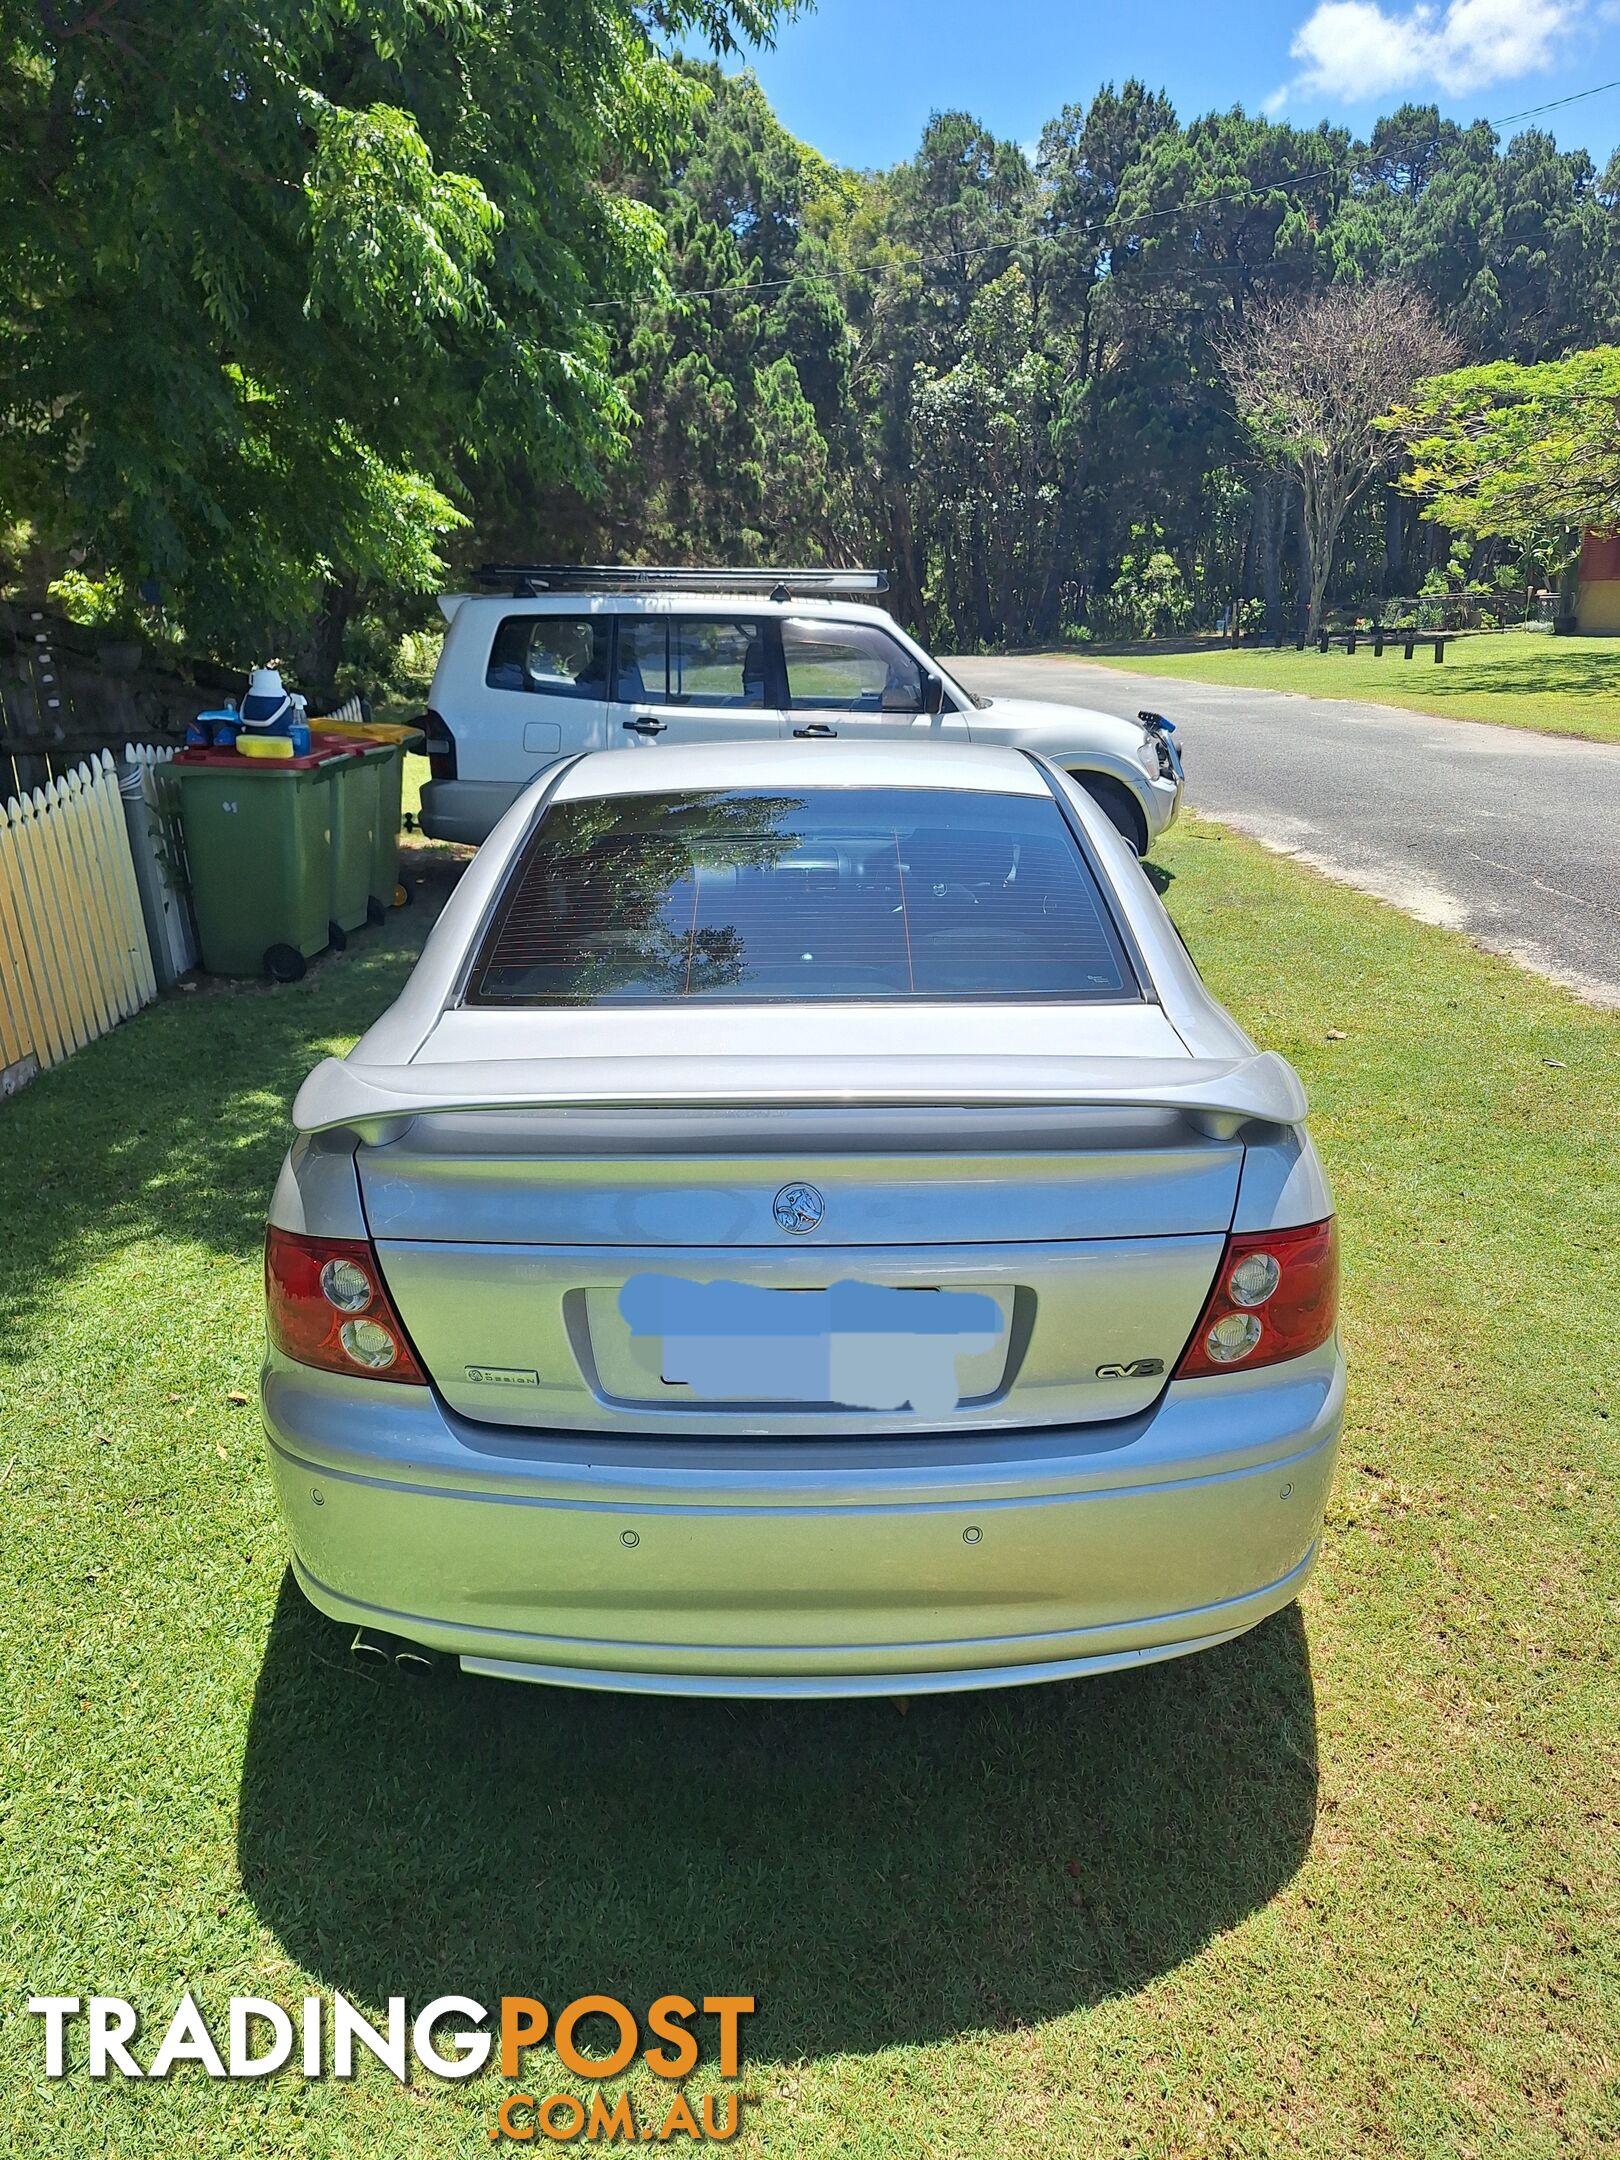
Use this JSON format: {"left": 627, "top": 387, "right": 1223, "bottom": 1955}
{"left": 119, "top": 741, "right": 199, "bottom": 985}
{"left": 0, "top": 751, "right": 157, "bottom": 1093}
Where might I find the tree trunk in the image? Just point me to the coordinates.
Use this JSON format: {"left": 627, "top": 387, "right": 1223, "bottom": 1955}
{"left": 1383, "top": 489, "right": 1405, "bottom": 600}
{"left": 970, "top": 505, "right": 994, "bottom": 649}
{"left": 1295, "top": 481, "right": 1312, "bottom": 634}
{"left": 1257, "top": 474, "right": 1284, "bottom": 639}
{"left": 885, "top": 482, "right": 929, "bottom": 646}
{"left": 1305, "top": 495, "right": 1348, "bottom": 636}
{"left": 297, "top": 574, "right": 358, "bottom": 695}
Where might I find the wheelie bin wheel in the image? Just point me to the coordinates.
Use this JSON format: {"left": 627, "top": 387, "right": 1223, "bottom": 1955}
{"left": 394, "top": 881, "right": 412, "bottom": 908}
{"left": 264, "top": 943, "right": 307, "bottom": 984}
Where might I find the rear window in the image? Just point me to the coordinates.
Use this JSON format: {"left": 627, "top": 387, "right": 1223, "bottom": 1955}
{"left": 467, "top": 787, "right": 1138, "bottom": 1006}
{"left": 486, "top": 615, "right": 610, "bottom": 697}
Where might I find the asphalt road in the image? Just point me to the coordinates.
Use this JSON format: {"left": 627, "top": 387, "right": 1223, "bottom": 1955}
{"left": 948, "top": 652, "right": 1620, "bottom": 1008}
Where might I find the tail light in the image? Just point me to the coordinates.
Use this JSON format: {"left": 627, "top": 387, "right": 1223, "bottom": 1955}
{"left": 423, "top": 707, "right": 456, "bottom": 781}
{"left": 265, "top": 1227, "right": 426, "bottom": 1384}
{"left": 1174, "top": 1218, "right": 1338, "bottom": 1380}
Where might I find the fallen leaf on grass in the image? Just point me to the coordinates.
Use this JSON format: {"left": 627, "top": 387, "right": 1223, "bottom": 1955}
{"left": 225, "top": 1390, "right": 250, "bottom": 1406}
{"left": 1325, "top": 1028, "right": 1347, "bottom": 1040}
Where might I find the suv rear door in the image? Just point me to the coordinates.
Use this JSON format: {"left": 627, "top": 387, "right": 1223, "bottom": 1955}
{"left": 474, "top": 610, "right": 613, "bottom": 779}
{"left": 610, "top": 615, "right": 785, "bottom": 751}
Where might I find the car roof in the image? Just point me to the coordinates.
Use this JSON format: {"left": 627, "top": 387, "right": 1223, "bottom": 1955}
{"left": 550, "top": 738, "right": 1047, "bottom": 800}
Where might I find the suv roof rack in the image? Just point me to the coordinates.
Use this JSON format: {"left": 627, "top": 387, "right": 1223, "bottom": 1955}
{"left": 474, "top": 563, "right": 890, "bottom": 601}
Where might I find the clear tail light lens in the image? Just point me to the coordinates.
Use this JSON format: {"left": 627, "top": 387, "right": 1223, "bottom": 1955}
{"left": 265, "top": 1227, "right": 426, "bottom": 1384}
{"left": 1174, "top": 1218, "right": 1339, "bottom": 1380}
{"left": 423, "top": 707, "right": 456, "bottom": 782}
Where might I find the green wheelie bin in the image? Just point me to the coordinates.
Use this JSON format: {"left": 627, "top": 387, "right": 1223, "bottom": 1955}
{"left": 309, "top": 719, "right": 424, "bottom": 911}
{"left": 314, "top": 737, "right": 379, "bottom": 943}
{"left": 166, "top": 744, "right": 340, "bottom": 981}
{"left": 349, "top": 736, "right": 406, "bottom": 919}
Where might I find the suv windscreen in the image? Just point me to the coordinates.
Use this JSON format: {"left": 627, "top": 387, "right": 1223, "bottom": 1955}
{"left": 485, "top": 615, "right": 610, "bottom": 697}
{"left": 467, "top": 787, "right": 1138, "bottom": 1006}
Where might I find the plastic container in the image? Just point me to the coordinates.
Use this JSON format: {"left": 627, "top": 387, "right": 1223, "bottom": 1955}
{"left": 166, "top": 744, "right": 340, "bottom": 980}
{"left": 311, "top": 736, "right": 380, "bottom": 938}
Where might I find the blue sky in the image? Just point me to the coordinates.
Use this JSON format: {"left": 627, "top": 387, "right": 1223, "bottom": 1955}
{"left": 743, "top": 0, "right": 1620, "bottom": 171}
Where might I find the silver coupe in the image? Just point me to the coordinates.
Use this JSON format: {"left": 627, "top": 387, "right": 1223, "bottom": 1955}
{"left": 263, "top": 739, "right": 1342, "bottom": 1697}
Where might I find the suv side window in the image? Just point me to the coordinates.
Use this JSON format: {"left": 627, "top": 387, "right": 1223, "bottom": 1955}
{"left": 486, "top": 615, "right": 611, "bottom": 697}
{"left": 616, "top": 618, "right": 768, "bottom": 707}
{"left": 780, "top": 618, "right": 924, "bottom": 713}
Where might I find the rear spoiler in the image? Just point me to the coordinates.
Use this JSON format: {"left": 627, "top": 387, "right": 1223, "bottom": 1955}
{"left": 292, "top": 1051, "right": 1307, "bottom": 1145}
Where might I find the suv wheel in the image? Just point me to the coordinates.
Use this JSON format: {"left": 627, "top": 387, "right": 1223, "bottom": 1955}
{"left": 1075, "top": 773, "right": 1148, "bottom": 856}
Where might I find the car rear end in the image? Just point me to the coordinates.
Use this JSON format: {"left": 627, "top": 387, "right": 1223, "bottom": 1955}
{"left": 418, "top": 595, "right": 546, "bottom": 846}
{"left": 261, "top": 745, "right": 1342, "bottom": 1696}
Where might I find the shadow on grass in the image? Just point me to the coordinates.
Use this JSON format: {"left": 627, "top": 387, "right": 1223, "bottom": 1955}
{"left": 238, "top": 1575, "right": 1317, "bottom": 2055}
{"left": 0, "top": 846, "right": 462, "bottom": 1363}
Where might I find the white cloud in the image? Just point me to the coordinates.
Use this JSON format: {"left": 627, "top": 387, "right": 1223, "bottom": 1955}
{"left": 1270, "top": 0, "right": 1580, "bottom": 108}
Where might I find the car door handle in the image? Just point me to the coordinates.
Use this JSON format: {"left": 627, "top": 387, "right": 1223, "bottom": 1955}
{"left": 622, "top": 715, "right": 666, "bottom": 736}
{"left": 793, "top": 723, "right": 837, "bottom": 738}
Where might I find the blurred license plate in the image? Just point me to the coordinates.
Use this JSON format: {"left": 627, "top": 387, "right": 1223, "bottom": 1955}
{"left": 613, "top": 1275, "right": 1008, "bottom": 1413}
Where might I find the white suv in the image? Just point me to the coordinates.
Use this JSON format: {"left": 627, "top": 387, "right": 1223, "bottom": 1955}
{"left": 419, "top": 567, "right": 1183, "bottom": 853}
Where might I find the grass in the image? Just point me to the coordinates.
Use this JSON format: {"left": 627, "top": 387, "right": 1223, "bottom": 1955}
{"left": 1076, "top": 627, "right": 1620, "bottom": 745}
{"left": 1, "top": 814, "right": 1617, "bottom": 2158}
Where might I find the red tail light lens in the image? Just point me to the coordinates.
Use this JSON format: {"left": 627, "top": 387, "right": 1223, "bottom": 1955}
{"left": 1174, "top": 1218, "right": 1339, "bottom": 1380}
{"left": 265, "top": 1227, "right": 427, "bottom": 1385}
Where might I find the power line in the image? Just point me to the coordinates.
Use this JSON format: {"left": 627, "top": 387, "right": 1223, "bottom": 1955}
{"left": 1487, "top": 75, "right": 1620, "bottom": 126}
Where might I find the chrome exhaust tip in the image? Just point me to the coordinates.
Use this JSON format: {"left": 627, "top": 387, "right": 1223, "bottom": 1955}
{"left": 350, "top": 1626, "right": 437, "bottom": 1672}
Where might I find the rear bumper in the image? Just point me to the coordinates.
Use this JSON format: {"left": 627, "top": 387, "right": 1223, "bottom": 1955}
{"left": 418, "top": 778, "right": 520, "bottom": 847}
{"left": 261, "top": 1340, "right": 1344, "bottom": 1696}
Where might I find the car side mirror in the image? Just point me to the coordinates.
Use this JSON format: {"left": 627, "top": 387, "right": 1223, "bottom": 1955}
{"left": 921, "top": 671, "right": 946, "bottom": 715}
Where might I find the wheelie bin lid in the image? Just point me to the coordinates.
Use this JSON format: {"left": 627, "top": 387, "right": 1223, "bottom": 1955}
{"left": 310, "top": 718, "right": 425, "bottom": 749}
{"left": 172, "top": 742, "right": 345, "bottom": 773}
{"left": 308, "top": 732, "right": 382, "bottom": 759}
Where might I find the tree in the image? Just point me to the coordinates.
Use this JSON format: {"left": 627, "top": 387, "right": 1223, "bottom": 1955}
{"left": 0, "top": 0, "right": 790, "bottom": 667}
{"left": 497, "top": 66, "right": 850, "bottom": 571}
{"left": 1384, "top": 347, "right": 1620, "bottom": 584}
{"left": 1219, "top": 282, "right": 1458, "bottom": 632}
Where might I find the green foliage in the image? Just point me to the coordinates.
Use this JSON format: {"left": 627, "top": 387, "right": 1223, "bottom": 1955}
{"left": 0, "top": 0, "right": 794, "bottom": 657}
{"left": 45, "top": 569, "right": 144, "bottom": 637}
{"left": 5, "top": 34, "right": 1619, "bottom": 664}
{"left": 1387, "top": 347, "right": 1620, "bottom": 554}
{"left": 1086, "top": 532, "right": 1193, "bottom": 641}
{"left": 550, "top": 76, "right": 1618, "bottom": 653}
{"left": 489, "top": 65, "right": 849, "bottom": 569}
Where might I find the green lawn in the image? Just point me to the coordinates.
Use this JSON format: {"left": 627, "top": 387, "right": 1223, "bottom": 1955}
{"left": 1, "top": 820, "right": 1616, "bottom": 2158}
{"left": 1079, "top": 627, "right": 1620, "bottom": 745}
